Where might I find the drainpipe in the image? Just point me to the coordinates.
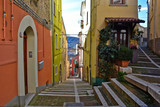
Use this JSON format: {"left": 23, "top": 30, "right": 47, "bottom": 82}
{"left": 147, "top": 0, "right": 150, "bottom": 47}
{"left": 51, "top": 0, "right": 55, "bottom": 85}
{"left": 10, "top": 0, "right": 13, "bottom": 41}
{"left": 154, "top": 0, "right": 157, "bottom": 52}
{"left": 2, "top": 0, "right": 6, "bottom": 41}
{"left": 89, "top": 0, "right": 92, "bottom": 85}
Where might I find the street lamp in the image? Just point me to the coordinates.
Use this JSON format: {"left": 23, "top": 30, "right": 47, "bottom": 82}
{"left": 138, "top": 5, "right": 142, "bottom": 12}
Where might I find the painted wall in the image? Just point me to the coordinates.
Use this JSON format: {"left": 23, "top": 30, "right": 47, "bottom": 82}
{"left": 51, "top": 0, "right": 63, "bottom": 83}
{"left": 62, "top": 18, "right": 69, "bottom": 81}
{"left": 83, "top": 31, "right": 90, "bottom": 83}
{"left": 149, "top": 0, "right": 160, "bottom": 55}
{"left": 0, "top": 0, "right": 52, "bottom": 106}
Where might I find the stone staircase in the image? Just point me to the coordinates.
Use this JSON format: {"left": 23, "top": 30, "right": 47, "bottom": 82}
{"left": 93, "top": 77, "right": 160, "bottom": 107}
{"left": 129, "top": 47, "right": 160, "bottom": 76}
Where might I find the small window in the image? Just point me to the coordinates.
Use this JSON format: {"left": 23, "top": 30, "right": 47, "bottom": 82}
{"left": 113, "top": 0, "right": 122, "bottom": 3}
{"left": 86, "top": 12, "right": 88, "bottom": 25}
{"left": 58, "top": 11, "right": 60, "bottom": 22}
{"left": 56, "top": 34, "right": 58, "bottom": 49}
{"left": 110, "top": 0, "right": 125, "bottom": 5}
{"left": 59, "top": 37, "right": 61, "bottom": 49}
{"left": 54, "top": 2, "right": 56, "bottom": 16}
{"left": 55, "top": 66, "right": 57, "bottom": 75}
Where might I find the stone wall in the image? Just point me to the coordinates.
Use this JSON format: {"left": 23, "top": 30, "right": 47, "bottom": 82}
{"left": 23, "top": 0, "right": 50, "bottom": 23}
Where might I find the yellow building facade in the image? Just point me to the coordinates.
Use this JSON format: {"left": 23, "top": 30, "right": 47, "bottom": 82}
{"left": 148, "top": 0, "right": 160, "bottom": 55}
{"left": 84, "top": 0, "right": 144, "bottom": 84}
{"left": 62, "top": 18, "right": 70, "bottom": 81}
{"left": 50, "top": 0, "right": 63, "bottom": 84}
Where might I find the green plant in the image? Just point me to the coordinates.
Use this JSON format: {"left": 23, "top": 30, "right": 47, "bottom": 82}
{"left": 98, "top": 24, "right": 118, "bottom": 80}
{"left": 117, "top": 72, "right": 127, "bottom": 82}
{"left": 75, "top": 63, "right": 79, "bottom": 68}
{"left": 117, "top": 45, "right": 133, "bottom": 61}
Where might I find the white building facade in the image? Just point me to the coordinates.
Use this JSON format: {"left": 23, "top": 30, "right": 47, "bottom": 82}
{"left": 79, "top": 0, "right": 91, "bottom": 79}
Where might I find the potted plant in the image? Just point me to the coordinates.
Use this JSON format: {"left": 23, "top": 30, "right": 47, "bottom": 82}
{"left": 116, "top": 45, "right": 133, "bottom": 67}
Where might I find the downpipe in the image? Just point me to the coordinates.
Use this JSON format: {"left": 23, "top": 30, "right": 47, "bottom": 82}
{"left": 2, "top": 0, "right": 6, "bottom": 40}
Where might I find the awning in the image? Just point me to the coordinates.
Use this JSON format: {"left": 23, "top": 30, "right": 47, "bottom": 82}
{"left": 105, "top": 17, "right": 145, "bottom": 23}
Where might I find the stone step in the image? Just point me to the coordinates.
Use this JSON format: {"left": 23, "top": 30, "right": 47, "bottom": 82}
{"left": 133, "top": 74, "right": 160, "bottom": 83}
{"left": 130, "top": 66, "right": 159, "bottom": 70}
{"left": 138, "top": 57, "right": 150, "bottom": 62}
{"left": 98, "top": 86, "right": 115, "bottom": 106}
{"left": 147, "top": 55, "right": 159, "bottom": 59}
{"left": 93, "top": 87, "right": 108, "bottom": 107}
{"left": 129, "top": 62, "right": 157, "bottom": 68}
{"left": 151, "top": 58, "right": 160, "bottom": 63}
{"left": 124, "top": 75, "right": 149, "bottom": 91}
{"left": 148, "top": 84, "right": 160, "bottom": 104}
{"left": 111, "top": 79, "right": 147, "bottom": 107}
{"left": 102, "top": 83, "right": 126, "bottom": 107}
{"left": 125, "top": 74, "right": 160, "bottom": 104}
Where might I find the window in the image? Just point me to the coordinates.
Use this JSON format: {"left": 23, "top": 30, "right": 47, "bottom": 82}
{"left": 54, "top": 2, "right": 56, "bottom": 16}
{"left": 56, "top": 34, "right": 58, "bottom": 49}
{"left": 58, "top": 11, "right": 60, "bottom": 22}
{"left": 110, "top": 0, "right": 125, "bottom": 5}
{"left": 55, "top": 66, "right": 57, "bottom": 75}
{"left": 62, "top": 36, "right": 64, "bottom": 47}
{"left": 59, "top": 37, "right": 61, "bottom": 49}
{"left": 112, "top": 30, "right": 117, "bottom": 42}
{"left": 86, "top": 12, "right": 88, "bottom": 25}
{"left": 120, "top": 30, "right": 127, "bottom": 46}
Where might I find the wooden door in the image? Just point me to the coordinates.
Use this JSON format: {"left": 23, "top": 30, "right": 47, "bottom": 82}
{"left": 24, "top": 34, "right": 28, "bottom": 94}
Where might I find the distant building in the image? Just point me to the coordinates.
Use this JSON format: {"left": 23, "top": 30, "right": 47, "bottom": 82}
{"left": 62, "top": 18, "right": 70, "bottom": 81}
{"left": 137, "top": 25, "right": 148, "bottom": 47}
{"left": 79, "top": 0, "right": 91, "bottom": 80}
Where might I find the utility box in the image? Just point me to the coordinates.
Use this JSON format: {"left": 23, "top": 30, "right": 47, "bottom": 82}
{"left": 38, "top": 61, "right": 44, "bottom": 71}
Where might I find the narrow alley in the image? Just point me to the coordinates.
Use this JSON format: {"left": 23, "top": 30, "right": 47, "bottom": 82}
{"left": 28, "top": 77, "right": 100, "bottom": 106}
{"left": 0, "top": 0, "right": 160, "bottom": 107}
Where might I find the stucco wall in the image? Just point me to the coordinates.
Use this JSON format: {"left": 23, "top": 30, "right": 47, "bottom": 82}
{"left": 149, "top": 0, "right": 160, "bottom": 55}
{"left": 90, "top": 0, "right": 138, "bottom": 83}
{"left": 0, "top": 1, "right": 52, "bottom": 106}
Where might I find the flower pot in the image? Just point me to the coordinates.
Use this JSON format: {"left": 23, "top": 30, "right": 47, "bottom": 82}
{"left": 116, "top": 60, "right": 129, "bottom": 67}
{"left": 120, "top": 61, "right": 129, "bottom": 67}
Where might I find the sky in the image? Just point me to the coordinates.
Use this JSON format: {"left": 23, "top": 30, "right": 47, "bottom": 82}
{"left": 62, "top": 0, "right": 82, "bottom": 37}
{"left": 138, "top": 0, "right": 148, "bottom": 27}
{"left": 62, "top": 0, "right": 148, "bottom": 37}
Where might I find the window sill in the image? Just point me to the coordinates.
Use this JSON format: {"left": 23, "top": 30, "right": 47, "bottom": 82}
{"left": 109, "top": 4, "right": 128, "bottom": 7}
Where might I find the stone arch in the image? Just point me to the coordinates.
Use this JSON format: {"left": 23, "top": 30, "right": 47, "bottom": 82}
{"left": 18, "top": 15, "right": 38, "bottom": 96}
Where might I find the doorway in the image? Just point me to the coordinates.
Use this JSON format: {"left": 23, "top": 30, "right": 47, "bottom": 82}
{"left": 112, "top": 28, "right": 128, "bottom": 47}
{"left": 87, "top": 67, "right": 89, "bottom": 82}
{"left": 59, "top": 64, "right": 62, "bottom": 83}
{"left": 18, "top": 15, "right": 38, "bottom": 96}
{"left": 23, "top": 32, "right": 28, "bottom": 94}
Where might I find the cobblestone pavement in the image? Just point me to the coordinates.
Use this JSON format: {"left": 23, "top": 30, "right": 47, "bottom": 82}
{"left": 28, "top": 78, "right": 101, "bottom": 106}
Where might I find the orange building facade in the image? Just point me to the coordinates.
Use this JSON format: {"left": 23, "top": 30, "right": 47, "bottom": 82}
{"left": 0, "top": 0, "right": 52, "bottom": 106}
